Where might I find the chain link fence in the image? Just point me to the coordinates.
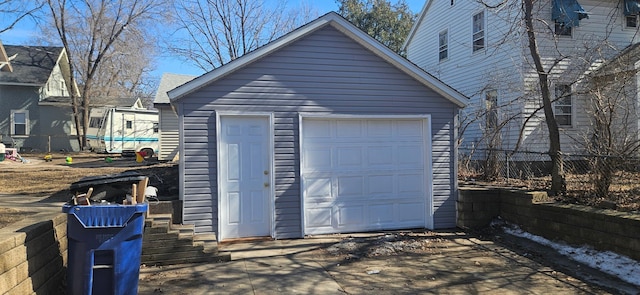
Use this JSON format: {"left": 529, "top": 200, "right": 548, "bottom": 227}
{"left": 459, "top": 148, "right": 640, "bottom": 211}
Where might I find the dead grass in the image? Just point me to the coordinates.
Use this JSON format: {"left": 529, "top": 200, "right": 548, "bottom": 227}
{"left": 0, "top": 152, "right": 179, "bottom": 229}
{"left": 461, "top": 170, "right": 640, "bottom": 212}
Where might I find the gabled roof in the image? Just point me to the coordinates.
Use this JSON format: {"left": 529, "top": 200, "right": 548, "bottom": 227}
{"left": 0, "top": 45, "right": 64, "bottom": 85}
{"left": 169, "top": 11, "right": 468, "bottom": 108}
{"left": 154, "top": 73, "right": 196, "bottom": 104}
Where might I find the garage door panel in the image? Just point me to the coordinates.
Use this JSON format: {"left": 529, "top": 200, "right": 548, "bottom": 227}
{"left": 337, "top": 205, "right": 365, "bottom": 226}
{"left": 398, "top": 203, "right": 426, "bottom": 223}
{"left": 367, "top": 146, "right": 394, "bottom": 165}
{"left": 304, "top": 149, "right": 332, "bottom": 170}
{"left": 397, "top": 120, "right": 423, "bottom": 136}
{"left": 337, "top": 176, "right": 364, "bottom": 196}
{"left": 306, "top": 207, "right": 332, "bottom": 228}
{"left": 398, "top": 145, "right": 423, "bottom": 165}
{"left": 369, "top": 204, "right": 394, "bottom": 224}
{"left": 336, "top": 120, "right": 362, "bottom": 137}
{"left": 398, "top": 174, "right": 424, "bottom": 193}
{"left": 367, "top": 120, "right": 393, "bottom": 137}
{"left": 337, "top": 147, "right": 363, "bottom": 167}
{"left": 303, "top": 118, "right": 429, "bottom": 235}
{"left": 368, "top": 175, "right": 394, "bottom": 194}
{"left": 305, "top": 177, "right": 332, "bottom": 198}
{"left": 304, "top": 120, "right": 331, "bottom": 137}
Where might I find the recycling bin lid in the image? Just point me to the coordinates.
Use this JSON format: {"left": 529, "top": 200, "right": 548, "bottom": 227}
{"left": 62, "top": 203, "right": 148, "bottom": 228}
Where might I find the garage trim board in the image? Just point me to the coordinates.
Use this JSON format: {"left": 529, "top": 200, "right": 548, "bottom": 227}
{"left": 299, "top": 114, "right": 433, "bottom": 235}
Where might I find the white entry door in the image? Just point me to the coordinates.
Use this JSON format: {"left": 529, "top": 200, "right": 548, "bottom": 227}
{"left": 219, "top": 115, "right": 272, "bottom": 240}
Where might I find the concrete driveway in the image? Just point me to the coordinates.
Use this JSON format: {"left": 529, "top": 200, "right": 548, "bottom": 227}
{"left": 138, "top": 231, "right": 612, "bottom": 294}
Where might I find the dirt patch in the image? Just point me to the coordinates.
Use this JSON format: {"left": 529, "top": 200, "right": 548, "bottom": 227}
{"left": 322, "top": 232, "right": 448, "bottom": 259}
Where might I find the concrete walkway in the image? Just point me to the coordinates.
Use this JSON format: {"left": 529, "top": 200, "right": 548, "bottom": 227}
{"left": 138, "top": 232, "right": 613, "bottom": 295}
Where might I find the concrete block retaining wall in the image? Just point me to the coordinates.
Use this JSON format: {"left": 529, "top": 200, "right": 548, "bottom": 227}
{"left": 0, "top": 200, "right": 180, "bottom": 294}
{"left": 458, "top": 187, "right": 640, "bottom": 261}
{"left": 0, "top": 212, "right": 67, "bottom": 294}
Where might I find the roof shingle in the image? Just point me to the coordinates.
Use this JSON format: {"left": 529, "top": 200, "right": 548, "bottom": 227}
{"left": 0, "top": 45, "right": 63, "bottom": 85}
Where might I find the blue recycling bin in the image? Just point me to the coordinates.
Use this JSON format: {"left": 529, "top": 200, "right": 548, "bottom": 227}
{"left": 63, "top": 203, "right": 147, "bottom": 295}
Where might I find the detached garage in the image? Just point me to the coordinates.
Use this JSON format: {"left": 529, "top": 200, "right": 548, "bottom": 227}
{"left": 168, "top": 12, "right": 467, "bottom": 241}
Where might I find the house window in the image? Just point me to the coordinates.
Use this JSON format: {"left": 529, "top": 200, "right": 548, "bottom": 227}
{"left": 554, "top": 84, "right": 572, "bottom": 127}
{"left": 439, "top": 30, "right": 448, "bottom": 61}
{"left": 627, "top": 15, "right": 638, "bottom": 27}
{"left": 555, "top": 22, "right": 572, "bottom": 36}
{"left": 485, "top": 89, "right": 498, "bottom": 129}
{"left": 624, "top": 0, "right": 640, "bottom": 27}
{"left": 126, "top": 120, "right": 133, "bottom": 129}
{"left": 153, "top": 123, "right": 159, "bottom": 133}
{"left": 552, "top": 0, "right": 588, "bottom": 36}
{"left": 61, "top": 80, "right": 67, "bottom": 96}
{"left": 472, "top": 11, "right": 485, "bottom": 52}
{"left": 11, "top": 110, "right": 28, "bottom": 136}
{"left": 89, "top": 117, "right": 104, "bottom": 128}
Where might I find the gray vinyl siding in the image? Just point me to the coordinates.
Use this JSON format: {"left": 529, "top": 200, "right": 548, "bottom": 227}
{"left": 0, "top": 86, "right": 40, "bottom": 148}
{"left": 38, "top": 104, "right": 77, "bottom": 152}
{"left": 177, "top": 26, "right": 460, "bottom": 237}
{"left": 158, "top": 105, "right": 179, "bottom": 161}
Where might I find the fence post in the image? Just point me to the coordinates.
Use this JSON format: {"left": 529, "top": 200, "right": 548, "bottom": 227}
{"left": 505, "top": 150, "right": 509, "bottom": 184}
{"left": 48, "top": 135, "right": 51, "bottom": 153}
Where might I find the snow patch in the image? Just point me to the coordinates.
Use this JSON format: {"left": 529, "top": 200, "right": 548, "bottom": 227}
{"left": 499, "top": 222, "right": 640, "bottom": 287}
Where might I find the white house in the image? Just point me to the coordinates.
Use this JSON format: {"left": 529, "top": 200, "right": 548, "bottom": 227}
{"left": 404, "top": 0, "right": 640, "bottom": 158}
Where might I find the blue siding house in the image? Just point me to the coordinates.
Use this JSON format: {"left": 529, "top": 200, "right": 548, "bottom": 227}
{"left": 168, "top": 12, "right": 467, "bottom": 240}
{"left": 0, "top": 41, "right": 78, "bottom": 152}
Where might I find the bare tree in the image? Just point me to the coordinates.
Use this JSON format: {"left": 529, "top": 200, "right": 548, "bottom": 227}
{"left": 169, "top": 0, "right": 317, "bottom": 71}
{"left": 88, "top": 25, "right": 157, "bottom": 99}
{"left": 45, "top": 0, "right": 163, "bottom": 149}
{"left": 579, "top": 50, "right": 640, "bottom": 197}
{"left": 522, "top": 0, "right": 565, "bottom": 193}
{"left": 0, "top": 0, "right": 43, "bottom": 34}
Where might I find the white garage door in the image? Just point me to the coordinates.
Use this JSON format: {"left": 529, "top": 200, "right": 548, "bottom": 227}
{"left": 301, "top": 117, "right": 430, "bottom": 235}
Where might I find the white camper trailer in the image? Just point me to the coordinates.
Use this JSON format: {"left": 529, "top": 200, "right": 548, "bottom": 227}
{"left": 86, "top": 107, "right": 159, "bottom": 157}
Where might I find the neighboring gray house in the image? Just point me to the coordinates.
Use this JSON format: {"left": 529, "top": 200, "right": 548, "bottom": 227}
{"left": 0, "top": 41, "right": 78, "bottom": 152}
{"left": 168, "top": 12, "right": 467, "bottom": 240}
{"left": 153, "top": 73, "right": 196, "bottom": 161}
